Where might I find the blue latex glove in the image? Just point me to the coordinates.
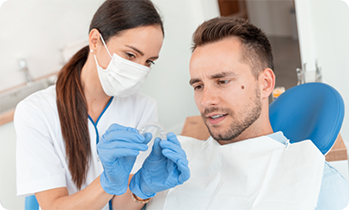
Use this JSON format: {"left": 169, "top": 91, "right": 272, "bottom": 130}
{"left": 97, "top": 123, "right": 152, "bottom": 195}
{"left": 129, "top": 132, "right": 191, "bottom": 199}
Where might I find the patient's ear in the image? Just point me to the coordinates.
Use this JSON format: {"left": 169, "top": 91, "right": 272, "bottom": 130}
{"left": 259, "top": 68, "right": 275, "bottom": 99}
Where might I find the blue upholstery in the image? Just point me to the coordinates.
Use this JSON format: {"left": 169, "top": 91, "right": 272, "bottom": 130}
{"left": 25, "top": 195, "right": 39, "bottom": 210}
{"left": 269, "top": 82, "right": 345, "bottom": 155}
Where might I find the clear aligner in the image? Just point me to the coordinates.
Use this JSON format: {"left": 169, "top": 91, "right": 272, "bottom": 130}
{"left": 139, "top": 122, "right": 166, "bottom": 139}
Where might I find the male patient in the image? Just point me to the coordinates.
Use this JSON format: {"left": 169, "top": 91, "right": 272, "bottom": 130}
{"left": 146, "top": 17, "right": 349, "bottom": 209}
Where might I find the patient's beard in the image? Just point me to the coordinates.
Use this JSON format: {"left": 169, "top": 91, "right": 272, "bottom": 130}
{"left": 205, "top": 87, "right": 262, "bottom": 142}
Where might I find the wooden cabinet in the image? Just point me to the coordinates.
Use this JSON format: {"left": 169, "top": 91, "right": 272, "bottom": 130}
{"left": 217, "top": 0, "right": 248, "bottom": 19}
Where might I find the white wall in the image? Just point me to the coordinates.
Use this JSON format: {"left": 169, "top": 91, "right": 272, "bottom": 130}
{"left": 295, "top": 0, "right": 349, "bottom": 148}
{"left": 246, "top": 0, "right": 295, "bottom": 37}
{"left": 0, "top": 0, "right": 105, "bottom": 92}
{"left": 0, "top": 122, "right": 20, "bottom": 210}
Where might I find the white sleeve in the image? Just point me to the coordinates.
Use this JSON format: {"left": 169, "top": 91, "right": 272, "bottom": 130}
{"left": 131, "top": 97, "right": 159, "bottom": 174}
{"left": 14, "top": 100, "right": 66, "bottom": 197}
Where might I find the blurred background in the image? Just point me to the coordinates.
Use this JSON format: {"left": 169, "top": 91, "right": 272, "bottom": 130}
{"left": 0, "top": 0, "right": 349, "bottom": 209}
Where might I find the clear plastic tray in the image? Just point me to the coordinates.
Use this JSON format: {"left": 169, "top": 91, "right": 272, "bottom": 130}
{"left": 139, "top": 122, "right": 166, "bottom": 139}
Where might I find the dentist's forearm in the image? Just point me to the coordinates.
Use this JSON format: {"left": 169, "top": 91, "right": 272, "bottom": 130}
{"left": 35, "top": 176, "right": 112, "bottom": 210}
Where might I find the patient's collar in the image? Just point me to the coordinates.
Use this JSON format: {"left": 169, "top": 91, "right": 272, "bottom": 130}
{"left": 267, "top": 131, "right": 287, "bottom": 144}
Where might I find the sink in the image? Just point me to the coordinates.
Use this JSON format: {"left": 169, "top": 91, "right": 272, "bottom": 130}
{"left": 0, "top": 79, "right": 53, "bottom": 114}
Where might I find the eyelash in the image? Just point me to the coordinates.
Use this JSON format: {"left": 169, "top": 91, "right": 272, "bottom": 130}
{"left": 218, "top": 80, "right": 230, "bottom": 85}
{"left": 193, "top": 80, "right": 229, "bottom": 90}
{"left": 147, "top": 60, "right": 155, "bottom": 66}
{"left": 126, "top": 52, "right": 135, "bottom": 59}
{"left": 126, "top": 52, "right": 155, "bottom": 67}
{"left": 193, "top": 85, "right": 203, "bottom": 90}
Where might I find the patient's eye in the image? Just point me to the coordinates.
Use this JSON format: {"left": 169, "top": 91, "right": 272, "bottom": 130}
{"left": 218, "top": 80, "right": 230, "bottom": 85}
{"left": 193, "top": 84, "right": 203, "bottom": 91}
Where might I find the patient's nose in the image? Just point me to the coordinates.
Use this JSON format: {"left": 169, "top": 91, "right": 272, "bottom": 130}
{"left": 200, "top": 87, "right": 220, "bottom": 108}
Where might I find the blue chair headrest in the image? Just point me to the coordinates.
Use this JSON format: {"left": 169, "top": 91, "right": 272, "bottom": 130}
{"left": 269, "top": 82, "right": 345, "bottom": 155}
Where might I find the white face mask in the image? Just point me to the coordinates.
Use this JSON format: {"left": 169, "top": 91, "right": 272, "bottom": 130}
{"left": 94, "top": 34, "right": 151, "bottom": 97}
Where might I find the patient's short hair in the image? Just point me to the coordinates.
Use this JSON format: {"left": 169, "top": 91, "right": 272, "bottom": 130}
{"left": 192, "top": 17, "right": 274, "bottom": 78}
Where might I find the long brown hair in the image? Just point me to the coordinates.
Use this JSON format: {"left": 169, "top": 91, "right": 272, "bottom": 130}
{"left": 56, "top": 0, "right": 164, "bottom": 189}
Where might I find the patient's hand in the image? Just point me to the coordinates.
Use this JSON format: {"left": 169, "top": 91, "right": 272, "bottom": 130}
{"left": 129, "top": 132, "right": 191, "bottom": 199}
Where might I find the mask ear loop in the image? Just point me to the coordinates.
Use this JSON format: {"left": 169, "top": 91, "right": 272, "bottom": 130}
{"left": 99, "top": 33, "right": 112, "bottom": 58}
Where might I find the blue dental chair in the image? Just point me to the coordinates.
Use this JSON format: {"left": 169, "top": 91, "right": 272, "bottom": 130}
{"left": 269, "top": 82, "right": 345, "bottom": 155}
{"left": 25, "top": 195, "right": 39, "bottom": 210}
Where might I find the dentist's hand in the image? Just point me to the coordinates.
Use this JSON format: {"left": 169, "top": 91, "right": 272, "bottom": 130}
{"left": 97, "top": 124, "right": 152, "bottom": 195}
{"left": 129, "top": 132, "right": 191, "bottom": 199}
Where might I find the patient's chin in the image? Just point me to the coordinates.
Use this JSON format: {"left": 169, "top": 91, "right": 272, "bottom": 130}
{"left": 208, "top": 126, "right": 246, "bottom": 142}
{"left": 209, "top": 128, "right": 234, "bottom": 141}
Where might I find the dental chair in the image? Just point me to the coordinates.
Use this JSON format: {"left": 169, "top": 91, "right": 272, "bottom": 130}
{"left": 25, "top": 195, "right": 39, "bottom": 210}
{"left": 269, "top": 82, "right": 345, "bottom": 155}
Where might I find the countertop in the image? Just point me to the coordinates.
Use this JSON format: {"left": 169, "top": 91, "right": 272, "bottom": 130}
{"left": 0, "top": 109, "right": 15, "bottom": 126}
{"left": 0, "top": 72, "right": 57, "bottom": 126}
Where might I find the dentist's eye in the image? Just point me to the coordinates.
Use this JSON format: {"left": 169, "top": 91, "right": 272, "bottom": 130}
{"left": 126, "top": 52, "right": 136, "bottom": 59}
{"left": 146, "top": 60, "right": 155, "bottom": 67}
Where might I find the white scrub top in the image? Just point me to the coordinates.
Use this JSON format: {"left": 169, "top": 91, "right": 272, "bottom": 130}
{"left": 14, "top": 85, "right": 158, "bottom": 198}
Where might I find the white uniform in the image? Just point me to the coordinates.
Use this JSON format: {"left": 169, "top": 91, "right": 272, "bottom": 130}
{"left": 14, "top": 85, "right": 157, "bottom": 205}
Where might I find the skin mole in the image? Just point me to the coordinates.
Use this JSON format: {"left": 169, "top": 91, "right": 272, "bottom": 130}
{"left": 241, "top": 85, "right": 245, "bottom": 89}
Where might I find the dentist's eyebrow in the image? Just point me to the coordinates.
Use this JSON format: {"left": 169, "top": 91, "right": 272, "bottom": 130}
{"left": 210, "top": 71, "right": 236, "bottom": 79}
{"left": 189, "top": 78, "right": 201, "bottom": 86}
{"left": 125, "top": 45, "right": 159, "bottom": 60}
{"left": 126, "top": 45, "right": 144, "bottom": 56}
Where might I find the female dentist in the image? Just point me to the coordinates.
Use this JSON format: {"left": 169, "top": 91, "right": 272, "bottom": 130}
{"left": 14, "top": 0, "right": 190, "bottom": 209}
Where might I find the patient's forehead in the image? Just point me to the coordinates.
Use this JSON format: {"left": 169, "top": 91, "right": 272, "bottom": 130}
{"left": 189, "top": 37, "right": 252, "bottom": 79}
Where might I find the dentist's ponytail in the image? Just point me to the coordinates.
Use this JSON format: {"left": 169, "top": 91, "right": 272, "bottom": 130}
{"left": 56, "top": 45, "right": 90, "bottom": 189}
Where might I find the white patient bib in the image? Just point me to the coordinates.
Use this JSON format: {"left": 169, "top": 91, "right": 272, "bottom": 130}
{"left": 147, "top": 135, "right": 324, "bottom": 210}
